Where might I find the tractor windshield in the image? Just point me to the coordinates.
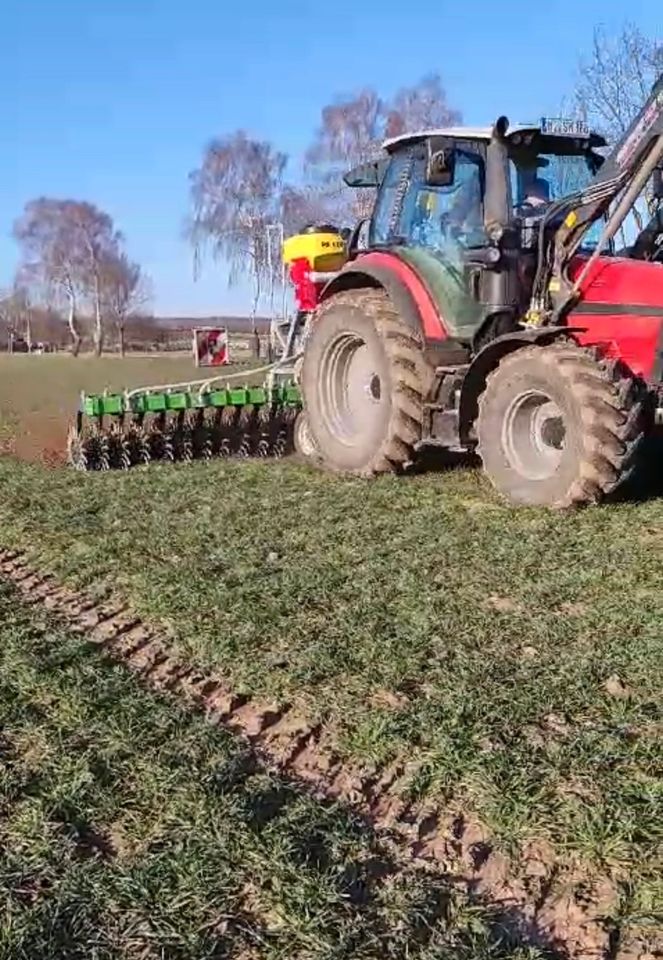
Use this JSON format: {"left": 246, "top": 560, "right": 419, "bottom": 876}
{"left": 510, "top": 150, "right": 603, "bottom": 207}
{"left": 510, "top": 149, "right": 604, "bottom": 249}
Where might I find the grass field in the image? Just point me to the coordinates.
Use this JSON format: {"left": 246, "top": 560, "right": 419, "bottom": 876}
{"left": 0, "top": 354, "right": 661, "bottom": 956}
{"left": 1, "top": 580, "right": 541, "bottom": 959}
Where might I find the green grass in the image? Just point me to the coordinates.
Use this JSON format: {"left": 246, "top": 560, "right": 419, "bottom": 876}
{"left": 0, "top": 580, "right": 542, "bottom": 959}
{"left": 0, "top": 458, "right": 661, "bottom": 929}
{"left": 0, "top": 357, "right": 661, "bottom": 945}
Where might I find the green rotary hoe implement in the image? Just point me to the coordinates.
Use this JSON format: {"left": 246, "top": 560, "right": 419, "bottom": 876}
{"left": 67, "top": 377, "right": 302, "bottom": 471}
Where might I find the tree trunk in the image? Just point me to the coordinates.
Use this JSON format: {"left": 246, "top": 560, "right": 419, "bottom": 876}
{"left": 119, "top": 322, "right": 126, "bottom": 358}
{"left": 250, "top": 256, "right": 261, "bottom": 358}
{"left": 67, "top": 296, "right": 82, "bottom": 357}
{"left": 93, "top": 276, "right": 103, "bottom": 356}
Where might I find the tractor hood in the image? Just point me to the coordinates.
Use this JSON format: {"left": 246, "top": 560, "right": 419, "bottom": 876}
{"left": 570, "top": 255, "right": 663, "bottom": 311}
{"left": 569, "top": 255, "right": 663, "bottom": 380}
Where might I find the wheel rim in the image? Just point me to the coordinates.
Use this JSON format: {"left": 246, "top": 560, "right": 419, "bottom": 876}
{"left": 319, "top": 331, "right": 385, "bottom": 446}
{"left": 502, "top": 390, "right": 566, "bottom": 481}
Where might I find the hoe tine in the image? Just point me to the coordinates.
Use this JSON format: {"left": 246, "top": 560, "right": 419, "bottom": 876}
{"left": 237, "top": 404, "right": 256, "bottom": 458}
{"left": 162, "top": 413, "right": 175, "bottom": 463}
{"left": 97, "top": 425, "right": 110, "bottom": 471}
{"left": 119, "top": 419, "right": 133, "bottom": 470}
{"left": 191, "top": 409, "right": 207, "bottom": 460}
{"left": 135, "top": 416, "right": 151, "bottom": 466}
{"left": 219, "top": 405, "right": 238, "bottom": 457}
{"left": 182, "top": 411, "right": 195, "bottom": 463}
{"left": 256, "top": 403, "right": 273, "bottom": 457}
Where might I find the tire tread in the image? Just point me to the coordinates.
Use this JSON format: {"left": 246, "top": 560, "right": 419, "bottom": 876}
{"left": 305, "top": 288, "right": 433, "bottom": 475}
{"left": 477, "top": 341, "right": 647, "bottom": 507}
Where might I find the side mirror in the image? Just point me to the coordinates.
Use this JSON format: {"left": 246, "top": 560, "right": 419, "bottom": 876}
{"left": 426, "top": 144, "right": 455, "bottom": 187}
{"left": 653, "top": 167, "right": 663, "bottom": 200}
{"left": 343, "top": 159, "right": 386, "bottom": 188}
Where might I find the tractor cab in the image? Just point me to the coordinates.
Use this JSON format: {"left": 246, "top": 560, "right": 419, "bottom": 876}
{"left": 347, "top": 120, "right": 608, "bottom": 343}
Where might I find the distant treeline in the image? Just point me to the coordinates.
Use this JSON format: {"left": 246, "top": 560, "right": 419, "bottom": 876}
{"left": 1, "top": 311, "right": 272, "bottom": 353}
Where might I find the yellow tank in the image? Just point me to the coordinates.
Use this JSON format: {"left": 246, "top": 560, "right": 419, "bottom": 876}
{"left": 282, "top": 225, "right": 347, "bottom": 274}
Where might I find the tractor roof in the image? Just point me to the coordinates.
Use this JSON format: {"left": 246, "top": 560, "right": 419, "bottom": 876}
{"left": 343, "top": 122, "right": 608, "bottom": 188}
{"left": 383, "top": 124, "right": 607, "bottom": 152}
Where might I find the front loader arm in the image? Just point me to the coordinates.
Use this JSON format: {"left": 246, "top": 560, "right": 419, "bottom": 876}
{"left": 541, "top": 73, "right": 663, "bottom": 316}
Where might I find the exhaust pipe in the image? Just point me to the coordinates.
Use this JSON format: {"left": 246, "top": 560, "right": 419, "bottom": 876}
{"left": 484, "top": 115, "right": 512, "bottom": 239}
{"left": 481, "top": 116, "right": 517, "bottom": 320}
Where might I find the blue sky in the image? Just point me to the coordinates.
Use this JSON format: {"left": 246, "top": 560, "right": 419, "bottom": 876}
{"left": 1, "top": 0, "right": 659, "bottom": 316}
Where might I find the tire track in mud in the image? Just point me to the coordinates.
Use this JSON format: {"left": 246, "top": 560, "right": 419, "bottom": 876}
{"left": 0, "top": 547, "right": 635, "bottom": 960}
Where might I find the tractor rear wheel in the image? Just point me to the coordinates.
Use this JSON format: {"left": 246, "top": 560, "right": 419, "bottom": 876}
{"left": 301, "top": 288, "right": 433, "bottom": 474}
{"left": 476, "top": 341, "right": 645, "bottom": 507}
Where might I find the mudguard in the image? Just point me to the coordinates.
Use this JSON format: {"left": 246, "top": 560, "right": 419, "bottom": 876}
{"left": 320, "top": 251, "right": 449, "bottom": 342}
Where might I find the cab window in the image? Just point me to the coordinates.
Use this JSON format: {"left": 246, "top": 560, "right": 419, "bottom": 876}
{"left": 400, "top": 151, "right": 486, "bottom": 252}
{"left": 371, "top": 147, "right": 486, "bottom": 252}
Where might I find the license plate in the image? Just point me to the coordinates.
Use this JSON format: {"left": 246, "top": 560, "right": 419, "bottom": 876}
{"left": 541, "top": 117, "right": 590, "bottom": 137}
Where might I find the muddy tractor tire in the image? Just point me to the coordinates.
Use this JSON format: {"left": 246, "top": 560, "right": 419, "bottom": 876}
{"left": 300, "top": 288, "right": 433, "bottom": 475}
{"left": 476, "top": 341, "right": 645, "bottom": 507}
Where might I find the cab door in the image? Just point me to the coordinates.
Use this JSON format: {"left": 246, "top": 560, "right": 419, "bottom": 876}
{"left": 370, "top": 143, "right": 489, "bottom": 341}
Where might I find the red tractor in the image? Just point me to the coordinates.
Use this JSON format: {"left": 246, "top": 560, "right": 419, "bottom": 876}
{"left": 295, "top": 76, "right": 663, "bottom": 507}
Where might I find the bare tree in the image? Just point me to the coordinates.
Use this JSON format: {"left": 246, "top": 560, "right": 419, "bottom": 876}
{"left": 100, "top": 252, "right": 151, "bottom": 356}
{"left": 14, "top": 199, "right": 85, "bottom": 355}
{"left": 0, "top": 291, "right": 12, "bottom": 348}
{"left": 279, "top": 184, "right": 333, "bottom": 237}
{"left": 306, "top": 75, "right": 461, "bottom": 222}
{"left": 385, "top": 73, "right": 462, "bottom": 138}
{"left": 0, "top": 282, "right": 33, "bottom": 351}
{"left": 13, "top": 198, "right": 124, "bottom": 356}
{"left": 576, "top": 23, "right": 663, "bottom": 144}
{"left": 189, "top": 131, "right": 287, "bottom": 343}
{"left": 576, "top": 23, "right": 663, "bottom": 232}
{"left": 306, "top": 88, "right": 386, "bottom": 173}
{"left": 70, "top": 202, "right": 123, "bottom": 356}
{"left": 306, "top": 88, "right": 387, "bottom": 222}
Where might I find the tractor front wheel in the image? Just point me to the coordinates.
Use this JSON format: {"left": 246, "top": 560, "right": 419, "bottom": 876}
{"left": 300, "top": 289, "right": 433, "bottom": 474}
{"left": 476, "top": 341, "right": 645, "bottom": 507}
